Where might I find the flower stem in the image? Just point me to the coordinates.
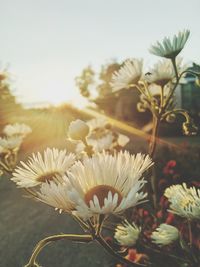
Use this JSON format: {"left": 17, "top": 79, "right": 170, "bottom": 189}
{"left": 96, "top": 234, "right": 148, "bottom": 267}
{"left": 25, "top": 234, "right": 92, "bottom": 266}
{"left": 164, "top": 58, "right": 180, "bottom": 110}
{"left": 148, "top": 115, "right": 159, "bottom": 158}
{"left": 148, "top": 115, "right": 160, "bottom": 208}
{"left": 188, "top": 220, "right": 192, "bottom": 247}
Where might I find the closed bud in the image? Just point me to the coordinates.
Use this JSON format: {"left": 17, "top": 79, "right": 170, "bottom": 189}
{"left": 68, "top": 119, "right": 89, "bottom": 141}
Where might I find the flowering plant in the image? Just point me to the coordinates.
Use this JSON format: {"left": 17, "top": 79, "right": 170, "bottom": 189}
{"left": 11, "top": 30, "right": 200, "bottom": 267}
{"left": 0, "top": 123, "right": 31, "bottom": 176}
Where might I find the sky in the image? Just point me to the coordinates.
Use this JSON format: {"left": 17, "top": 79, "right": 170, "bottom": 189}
{"left": 0, "top": 0, "right": 200, "bottom": 107}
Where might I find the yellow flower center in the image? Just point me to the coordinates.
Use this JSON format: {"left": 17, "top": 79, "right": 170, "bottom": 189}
{"left": 84, "top": 185, "right": 122, "bottom": 208}
{"left": 37, "top": 171, "right": 60, "bottom": 183}
{"left": 180, "top": 196, "right": 195, "bottom": 209}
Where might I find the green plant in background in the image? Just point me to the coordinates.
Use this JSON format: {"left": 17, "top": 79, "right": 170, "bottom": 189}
{"left": 11, "top": 30, "right": 200, "bottom": 267}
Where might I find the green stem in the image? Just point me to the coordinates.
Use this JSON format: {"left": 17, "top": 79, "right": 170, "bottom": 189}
{"left": 96, "top": 234, "right": 148, "bottom": 267}
{"left": 160, "top": 86, "right": 164, "bottom": 109}
{"left": 148, "top": 115, "right": 160, "bottom": 208}
{"left": 162, "top": 109, "right": 190, "bottom": 122}
{"left": 25, "top": 234, "right": 92, "bottom": 267}
{"left": 164, "top": 58, "right": 180, "bottom": 110}
{"left": 149, "top": 115, "right": 160, "bottom": 158}
{"left": 171, "top": 57, "right": 179, "bottom": 81}
{"left": 188, "top": 220, "right": 192, "bottom": 247}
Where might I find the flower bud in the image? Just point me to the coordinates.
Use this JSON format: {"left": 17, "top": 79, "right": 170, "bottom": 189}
{"left": 182, "top": 121, "right": 198, "bottom": 136}
{"left": 68, "top": 119, "right": 89, "bottom": 141}
{"left": 166, "top": 113, "right": 176, "bottom": 123}
{"left": 151, "top": 223, "right": 179, "bottom": 246}
{"left": 114, "top": 220, "right": 141, "bottom": 246}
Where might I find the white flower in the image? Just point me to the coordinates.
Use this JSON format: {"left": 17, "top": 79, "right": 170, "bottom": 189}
{"left": 117, "top": 134, "right": 130, "bottom": 147}
{"left": 151, "top": 224, "right": 179, "bottom": 246}
{"left": 149, "top": 30, "right": 190, "bottom": 59}
{"left": 164, "top": 183, "right": 200, "bottom": 219}
{"left": 87, "top": 118, "right": 113, "bottom": 152}
{"left": 145, "top": 59, "right": 185, "bottom": 86}
{"left": 114, "top": 220, "right": 141, "bottom": 246}
{"left": 110, "top": 59, "right": 143, "bottom": 92}
{"left": 37, "top": 180, "right": 75, "bottom": 214}
{"left": 3, "top": 123, "right": 32, "bottom": 138}
{"left": 87, "top": 133, "right": 114, "bottom": 152}
{"left": 86, "top": 118, "right": 129, "bottom": 152}
{"left": 68, "top": 119, "right": 89, "bottom": 141}
{"left": 65, "top": 138, "right": 86, "bottom": 159}
{"left": 0, "top": 136, "right": 23, "bottom": 151}
{"left": 87, "top": 118, "right": 110, "bottom": 130}
{"left": 65, "top": 151, "right": 153, "bottom": 220}
{"left": 11, "top": 148, "right": 76, "bottom": 188}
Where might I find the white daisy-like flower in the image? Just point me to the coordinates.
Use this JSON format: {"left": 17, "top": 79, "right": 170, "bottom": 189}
{"left": 37, "top": 180, "right": 75, "bottom": 214}
{"left": 0, "top": 136, "right": 23, "bottom": 151}
{"left": 164, "top": 183, "right": 200, "bottom": 219}
{"left": 145, "top": 58, "right": 186, "bottom": 86}
{"left": 87, "top": 118, "right": 110, "bottom": 130}
{"left": 114, "top": 220, "right": 141, "bottom": 246}
{"left": 87, "top": 133, "right": 114, "bottom": 152}
{"left": 149, "top": 30, "right": 190, "bottom": 59}
{"left": 87, "top": 118, "right": 129, "bottom": 152}
{"left": 68, "top": 119, "right": 90, "bottom": 141}
{"left": 151, "top": 224, "right": 179, "bottom": 246}
{"left": 110, "top": 59, "right": 143, "bottom": 92}
{"left": 65, "top": 151, "right": 153, "bottom": 220}
{"left": 11, "top": 148, "right": 76, "bottom": 188}
{"left": 87, "top": 118, "right": 114, "bottom": 152}
{"left": 3, "top": 123, "right": 32, "bottom": 138}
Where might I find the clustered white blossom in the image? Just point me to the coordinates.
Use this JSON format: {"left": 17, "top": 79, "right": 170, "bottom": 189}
{"left": 0, "top": 123, "right": 32, "bottom": 175}
{"left": 12, "top": 149, "right": 153, "bottom": 221}
{"left": 114, "top": 220, "right": 141, "bottom": 246}
{"left": 164, "top": 183, "right": 200, "bottom": 219}
{"left": 9, "top": 29, "right": 200, "bottom": 267}
{"left": 151, "top": 224, "right": 179, "bottom": 246}
{"left": 110, "top": 30, "right": 190, "bottom": 93}
{"left": 66, "top": 118, "right": 130, "bottom": 156}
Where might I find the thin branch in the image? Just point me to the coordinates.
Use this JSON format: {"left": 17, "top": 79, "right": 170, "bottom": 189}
{"left": 25, "top": 234, "right": 92, "bottom": 267}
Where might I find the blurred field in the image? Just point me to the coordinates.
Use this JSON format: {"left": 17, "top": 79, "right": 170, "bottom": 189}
{"left": 1, "top": 105, "right": 200, "bottom": 267}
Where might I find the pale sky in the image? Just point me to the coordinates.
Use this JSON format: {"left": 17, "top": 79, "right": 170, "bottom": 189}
{"left": 0, "top": 0, "right": 200, "bottom": 107}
